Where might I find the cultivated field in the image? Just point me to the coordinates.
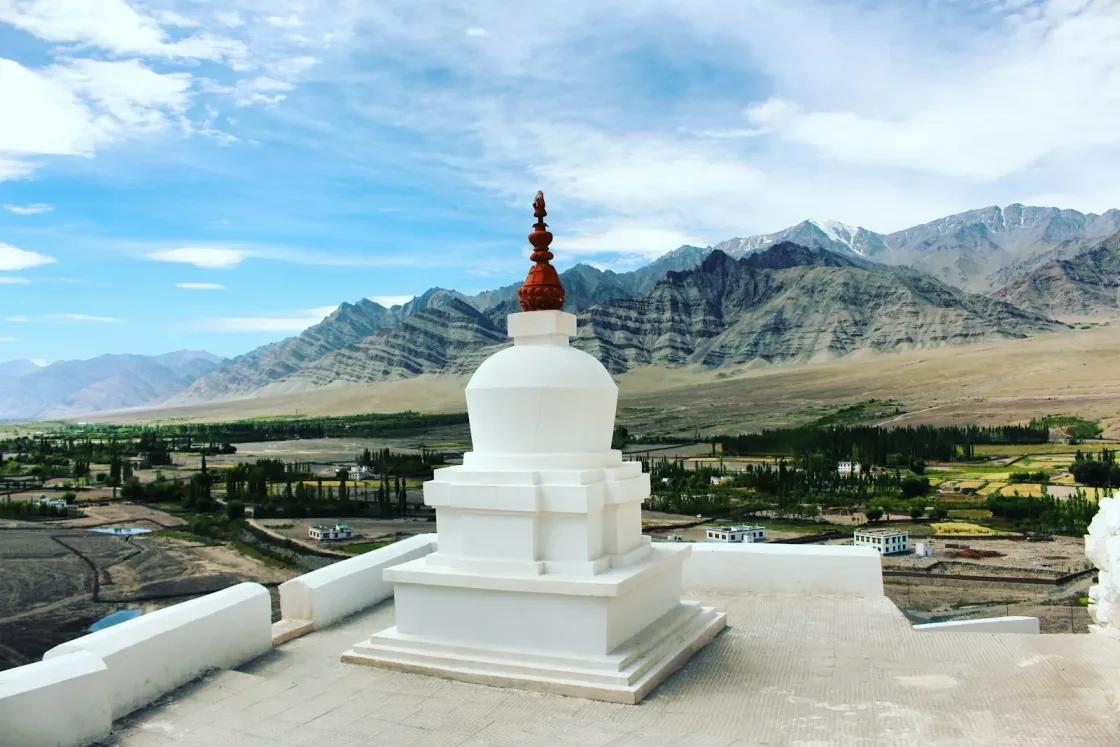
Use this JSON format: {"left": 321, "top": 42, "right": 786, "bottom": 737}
{"left": 0, "top": 506, "right": 297, "bottom": 672}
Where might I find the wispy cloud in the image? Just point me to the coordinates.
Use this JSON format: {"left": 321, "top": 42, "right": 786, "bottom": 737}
{"left": 5, "top": 316, "right": 30, "bottom": 322}
{"left": 145, "top": 243, "right": 434, "bottom": 269}
{"left": 148, "top": 247, "right": 249, "bottom": 269}
{"left": 176, "top": 282, "right": 227, "bottom": 290}
{"left": 48, "top": 314, "right": 124, "bottom": 323}
{"left": 30, "top": 359, "right": 48, "bottom": 367}
{"left": 369, "top": 295, "right": 415, "bottom": 307}
{"left": 197, "top": 305, "right": 338, "bottom": 333}
{"left": 0, "top": 337, "right": 16, "bottom": 343}
{"left": 0, "top": 276, "right": 31, "bottom": 284}
{"left": 3, "top": 203, "right": 52, "bottom": 215}
{"left": 0, "top": 243, "right": 56, "bottom": 271}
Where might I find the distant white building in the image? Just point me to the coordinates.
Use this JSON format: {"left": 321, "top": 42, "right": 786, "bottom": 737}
{"left": 914, "top": 540, "right": 934, "bottom": 558}
{"left": 309, "top": 524, "right": 354, "bottom": 541}
{"left": 705, "top": 525, "right": 767, "bottom": 543}
{"left": 854, "top": 529, "right": 910, "bottom": 555}
{"left": 33, "top": 498, "right": 67, "bottom": 511}
{"left": 838, "top": 461, "right": 862, "bottom": 477}
{"left": 710, "top": 475, "right": 733, "bottom": 486}
{"left": 353, "top": 466, "right": 374, "bottom": 480}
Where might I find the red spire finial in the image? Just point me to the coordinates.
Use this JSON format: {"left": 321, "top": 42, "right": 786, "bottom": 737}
{"left": 518, "top": 191, "right": 566, "bottom": 312}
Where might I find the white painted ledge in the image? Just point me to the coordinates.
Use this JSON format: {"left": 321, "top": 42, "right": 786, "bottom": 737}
{"left": 914, "top": 616, "right": 1041, "bottom": 634}
{"left": 682, "top": 542, "right": 885, "bottom": 598}
{"left": 279, "top": 533, "right": 437, "bottom": 631}
{"left": 43, "top": 582, "right": 272, "bottom": 720}
{"left": 0, "top": 651, "right": 111, "bottom": 747}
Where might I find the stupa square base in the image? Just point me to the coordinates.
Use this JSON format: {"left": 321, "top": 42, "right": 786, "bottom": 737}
{"left": 342, "top": 601, "right": 726, "bottom": 704}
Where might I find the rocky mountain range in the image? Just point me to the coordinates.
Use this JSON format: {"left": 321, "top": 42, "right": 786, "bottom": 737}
{"left": 168, "top": 241, "right": 1066, "bottom": 405}
{"left": 659, "top": 205, "right": 1120, "bottom": 293}
{"left": 992, "top": 232, "right": 1120, "bottom": 322}
{"left": 8, "top": 202, "right": 1120, "bottom": 417}
{"left": 576, "top": 244, "right": 1061, "bottom": 373}
{"left": 0, "top": 351, "right": 223, "bottom": 420}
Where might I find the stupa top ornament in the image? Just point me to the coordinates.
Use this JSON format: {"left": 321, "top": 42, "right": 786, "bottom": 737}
{"left": 518, "top": 191, "right": 566, "bottom": 312}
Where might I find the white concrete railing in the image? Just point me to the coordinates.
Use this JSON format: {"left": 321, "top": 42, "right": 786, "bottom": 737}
{"left": 0, "top": 651, "right": 111, "bottom": 747}
{"left": 43, "top": 582, "right": 272, "bottom": 720}
{"left": 913, "top": 616, "right": 1041, "bottom": 634}
{"left": 682, "top": 542, "right": 885, "bottom": 598}
{"left": 278, "top": 533, "right": 437, "bottom": 631}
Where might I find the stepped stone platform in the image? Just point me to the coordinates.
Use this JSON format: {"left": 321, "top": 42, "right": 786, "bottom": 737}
{"left": 106, "top": 590, "right": 1120, "bottom": 747}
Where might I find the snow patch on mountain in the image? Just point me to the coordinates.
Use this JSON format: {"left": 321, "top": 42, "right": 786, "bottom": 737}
{"left": 810, "top": 219, "right": 862, "bottom": 253}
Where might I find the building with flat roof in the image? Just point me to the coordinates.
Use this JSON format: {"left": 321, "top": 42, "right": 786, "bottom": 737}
{"left": 308, "top": 524, "right": 353, "bottom": 541}
{"left": 706, "top": 525, "right": 767, "bottom": 543}
{"left": 853, "top": 528, "right": 910, "bottom": 555}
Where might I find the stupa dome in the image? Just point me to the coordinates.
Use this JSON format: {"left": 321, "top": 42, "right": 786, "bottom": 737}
{"left": 466, "top": 311, "right": 618, "bottom": 457}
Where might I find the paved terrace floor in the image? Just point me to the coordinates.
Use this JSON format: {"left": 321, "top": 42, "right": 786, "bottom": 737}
{"left": 105, "top": 592, "right": 1120, "bottom": 747}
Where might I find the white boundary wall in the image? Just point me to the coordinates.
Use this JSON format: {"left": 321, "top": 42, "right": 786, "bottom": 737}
{"left": 913, "top": 616, "right": 1041, "bottom": 634}
{"left": 0, "top": 651, "right": 111, "bottom": 747}
{"left": 279, "top": 533, "right": 437, "bottom": 628}
{"left": 683, "top": 542, "right": 884, "bottom": 598}
{"left": 43, "top": 582, "right": 272, "bottom": 720}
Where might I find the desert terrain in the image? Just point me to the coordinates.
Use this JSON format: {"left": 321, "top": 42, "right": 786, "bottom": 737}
{"left": 86, "top": 326, "right": 1120, "bottom": 436}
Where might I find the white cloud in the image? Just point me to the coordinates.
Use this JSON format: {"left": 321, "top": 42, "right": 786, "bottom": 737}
{"left": 0, "top": 57, "right": 196, "bottom": 177}
{"left": 0, "top": 0, "right": 246, "bottom": 61}
{"left": 0, "top": 156, "right": 36, "bottom": 181}
{"left": 148, "top": 247, "right": 249, "bottom": 269}
{"left": 0, "top": 276, "right": 31, "bottom": 284}
{"left": 305, "top": 0, "right": 1120, "bottom": 239}
{"left": 465, "top": 27, "right": 489, "bottom": 37}
{"left": 0, "top": 337, "right": 16, "bottom": 342}
{"left": 48, "top": 314, "right": 123, "bottom": 323}
{"left": 265, "top": 15, "right": 303, "bottom": 28}
{"left": 48, "top": 59, "right": 192, "bottom": 137}
{"left": 176, "top": 282, "right": 227, "bottom": 290}
{"left": 30, "top": 358, "right": 48, "bottom": 366}
{"left": 0, "top": 59, "right": 97, "bottom": 157}
{"left": 158, "top": 11, "right": 199, "bottom": 28}
{"left": 3, "top": 203, "right": 52, "bottom": 215}
{"left": 0, "top": 243, "right": 56, "bottom": 271}
{"left": 5, "top": 316, "right": 30, "bottom": 322}
{"left": 214, "top": 11, "right": 244, "bottom": 28}
{"left": 369, "top": 295, "right": 415, "bottom": 307}
{"left": 201, "top": 305, "right": 338, "bottom": 332}
{"left": 562, "top": 225, "right": 707, "bottom": 258}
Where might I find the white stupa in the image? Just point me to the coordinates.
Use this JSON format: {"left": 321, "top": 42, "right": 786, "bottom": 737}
{"left": 344, "top": 192, "right": 726, "bottom": 703}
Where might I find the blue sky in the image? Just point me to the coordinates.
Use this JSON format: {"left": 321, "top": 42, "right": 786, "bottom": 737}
{"left": 1, "top": 0, "right": 1119, "bottom": 363}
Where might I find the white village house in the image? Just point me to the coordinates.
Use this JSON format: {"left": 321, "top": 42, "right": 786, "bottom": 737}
{"left": 705, "top": 525, "right": 767, "bottom": 543}
{"left": 308, "top": 524, "right": 354, "bottom": 541}
{"left": 853, "top": 528, "right": 910, "bottom": 555}
{"left": 837, "top": 461, "right": 861, "bottom": 476}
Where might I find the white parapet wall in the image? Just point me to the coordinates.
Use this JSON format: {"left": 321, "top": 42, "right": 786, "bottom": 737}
{"left": 0, "top": 651, "right": 112, "bottom": 747}
{"left": 43, "top": 582, "right": 272, "bottom": 720}
{"left": 279, "top": 533, "right": 437, "bottom": 630}
{"left": 682, "top": 542, "right": 885, "bottom": 598}
{"left": 913, "top": 616, "right": 1041, "bottom": 634}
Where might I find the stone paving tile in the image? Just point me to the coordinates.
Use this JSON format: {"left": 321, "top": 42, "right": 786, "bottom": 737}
{"left": 108, "top": 592, "right": 1120, "bottom": 747}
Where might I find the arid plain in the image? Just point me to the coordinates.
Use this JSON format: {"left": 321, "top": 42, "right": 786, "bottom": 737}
{"left": 86, "top": 325, "right": 1120, "bottom": 436}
